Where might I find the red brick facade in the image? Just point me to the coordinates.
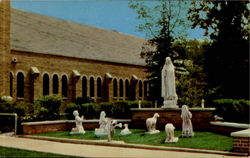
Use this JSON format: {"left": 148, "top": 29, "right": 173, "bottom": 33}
{"left": 0, "top": 0, "right": 149, "bottom": 103}
{"left": 232, "top": 137, "right": 250, "bottom": 154}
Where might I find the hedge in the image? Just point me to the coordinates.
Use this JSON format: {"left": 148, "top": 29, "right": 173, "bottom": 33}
{"left": 65, "top": 101, "right": 153, "bottom": 119}
{"left": 213, "top": 99, "right": 250, "bottom": 123}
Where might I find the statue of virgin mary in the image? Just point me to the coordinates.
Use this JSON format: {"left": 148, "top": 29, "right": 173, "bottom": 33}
{"left": 161, "top": 57, "right": 178, "bottom": 108}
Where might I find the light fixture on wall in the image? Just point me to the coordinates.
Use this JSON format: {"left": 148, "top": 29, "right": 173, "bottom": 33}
{"left": 11, "top": 57, "right": 18, "bottom": 64}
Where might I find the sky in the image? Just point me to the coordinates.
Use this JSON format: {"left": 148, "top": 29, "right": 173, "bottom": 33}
{"left": 11, "top": 0, "right": 205, "bottom": 39}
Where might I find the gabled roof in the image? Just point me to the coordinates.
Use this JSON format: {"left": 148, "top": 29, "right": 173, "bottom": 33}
{"left": 11, "top": 9, "right": 147, "bottom": 66}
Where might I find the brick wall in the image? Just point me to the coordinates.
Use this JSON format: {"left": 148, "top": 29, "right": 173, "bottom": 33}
{"left": 131, "top": 108, "right": 216, "bottom": 130}
{"left": 232, "top": 137, "right": 250, "bottom": 154}
{"left": 231, "top": 129, "right": 250, "bottom": 155}
{"left": 0, "top": 0, "right": 11, "bottom": 96}
{"left": 7, "top": 50, "right": 148, "bottom": 103}
{"left": 22, "top": 120, "right": 131, "bottom": 135}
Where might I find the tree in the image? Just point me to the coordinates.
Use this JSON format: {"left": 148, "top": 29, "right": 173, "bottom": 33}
{"left": 174, "top": 39, "right": 210, "bottom": 107}
{"left": 129, "top": 0, "right": 188, "bottom": 102}
{"left": 188, "top": 1, "right": 249, "bottom": 100}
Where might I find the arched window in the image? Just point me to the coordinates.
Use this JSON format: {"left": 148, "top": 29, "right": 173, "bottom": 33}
{"left": 10, "top": 72, "right": 13, "bottom": 97}
{"left": 97, "top": 77, "right": 102, "bottom": 97}
{"left": 82, "top": 76, "right": 87, "bottom": 98}
{"left": 17, "top": 72, "right": 24, "bottom": 98}
{"left": 119, "top": 79, "right": 123, "bottom": 97}
{"left": 139, "top": 80, "right": 143, "bottom": 98}
{"left": 113, "top": 79, "right": 117, "bottom": 97}
{"left": 90, "top": 77, "right": 95, "bottom": 97}
{"left": 43, "top": 74, "right": 49, "bottom": 96}
{"left": 144, "top": 81, "right": 148, "bottom": 99}
{"left": 125, "top": 79, "right": 130, "bottom": 98}
{"left": 62, "top": 75, "right": 68, "bottom": 97}
{"left": 52, "top": 74, "right": 59, "bottom": 94}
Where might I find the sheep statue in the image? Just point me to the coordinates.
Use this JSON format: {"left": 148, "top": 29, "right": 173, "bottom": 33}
{"left": 145, "top": 113, "right": 160, "bottom": 134}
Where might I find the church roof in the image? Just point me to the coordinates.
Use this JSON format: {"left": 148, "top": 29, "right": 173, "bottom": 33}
{"left": 11, "top": 9, "right": 147, "bottom": 66}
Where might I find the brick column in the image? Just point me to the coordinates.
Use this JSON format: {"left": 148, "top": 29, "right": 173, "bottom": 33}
{"left": 231, "top": 129, "right": 250, "bottom": 155}
{"left": 0, "top": 0, "right": 11, "bottom": 96}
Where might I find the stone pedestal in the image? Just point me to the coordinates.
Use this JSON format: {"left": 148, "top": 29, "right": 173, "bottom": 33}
{"left": 131, "top": 108, "right": 216, "bottom": 130}
{"left": 145, "top": 130, "right": 160, "bottom": 135}
{"left": 161, "top": 100, "right": 178, "bottom": 108}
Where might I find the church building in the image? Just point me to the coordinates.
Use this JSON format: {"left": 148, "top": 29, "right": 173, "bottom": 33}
{"left": 0, "top": 0, "right": 150, "bottom": 103}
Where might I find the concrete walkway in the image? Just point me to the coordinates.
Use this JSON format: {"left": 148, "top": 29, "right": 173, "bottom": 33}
{"left": 0, "top": 135, "right": 247, "bottom": 158}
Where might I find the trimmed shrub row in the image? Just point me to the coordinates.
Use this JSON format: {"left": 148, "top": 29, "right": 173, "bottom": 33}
{"left": 65, "top": 101, "right": 153, "bottom": 119}
{"left": 213, "top": 99, "right": 250, "bottom": 123}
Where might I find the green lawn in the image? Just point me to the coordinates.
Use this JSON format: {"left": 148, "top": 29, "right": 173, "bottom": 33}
{"left": 0, "top": 146, "right": 82, "bottom": 157}
{"left": 36, "top": 129, "right": 233, "bottom": 151}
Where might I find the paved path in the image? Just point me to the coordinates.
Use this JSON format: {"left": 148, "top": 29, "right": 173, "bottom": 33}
{"left": 0, "top": 135, "right": 246, "bottom": 158}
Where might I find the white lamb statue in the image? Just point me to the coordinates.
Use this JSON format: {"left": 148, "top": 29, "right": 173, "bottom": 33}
{"left": 145, "top": 113, "right": 160, "bottom": 134}
{"left": 165, "top": 123, "right": 178, "bottom": 143}
{"left": 120, "top": 124, "right": 132, "bottom": 136}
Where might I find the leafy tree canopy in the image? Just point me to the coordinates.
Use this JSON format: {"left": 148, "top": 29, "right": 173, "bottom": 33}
{"left": 188, "top": 1, "right": 249, "bottom": 99}
{"left": 129, "top": 0, "right": 189, "bottom": 102}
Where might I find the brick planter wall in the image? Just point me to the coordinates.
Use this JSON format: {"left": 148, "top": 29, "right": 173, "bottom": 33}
{"left": 130, "top": 108, "right": 216, "bottom": 130}
{"left": 22, "top": 119, "right": 131, "bottom": 135}
{"left": 231, "top": 129, "right": 250, "bottom": 155}
{"left": 210, "top": 122, "right": 250, "bottom": 135}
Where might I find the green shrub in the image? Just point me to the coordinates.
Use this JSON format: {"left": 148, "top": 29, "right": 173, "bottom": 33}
{"left": 0, "top": 97, "right": 14, "bottom": 113}
{"left": 213, "top": 99, "right": 250, "bottom": 123}
{"left": 64, "top": 103, "right": 80, "bottom": 119}
{"left": 65, "top": 101, "right": 153, "bottom": 119}
{"left": 75, "top": 96, "right": 94, "bottom": 105}
{"left": 35, "top": 95, "right": 62, "bottom": 120}
{"left": 13, "top": 102, "right": 35, "bottom": 121}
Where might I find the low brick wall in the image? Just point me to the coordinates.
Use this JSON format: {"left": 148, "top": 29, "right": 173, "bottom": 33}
{"left": 231, "top": 129, "right": 250, "bottom": 155}
{"left": 130, "top": 108, "right": 216, "bottom": 130}
{"left": 22, "top": 119, "right": 131, "bottom": 135}
{"left": 210, "top": 122, "right": 250, "bottom": 135}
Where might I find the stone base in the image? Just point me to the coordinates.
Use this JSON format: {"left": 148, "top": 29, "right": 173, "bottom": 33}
{"left": 120, "top": 131, "right": 132, "bottom": 136}
{"left": 94, "top": 128, "right": 108, "bottom": 137}
{"left": 162, "top": 100, "right": 178, "bottom": 108}
{"left": 145, "top": 130, "right": 160, "bottom": 134}
{"left": 165, "top": 137, "right": 179, "bottom": 143}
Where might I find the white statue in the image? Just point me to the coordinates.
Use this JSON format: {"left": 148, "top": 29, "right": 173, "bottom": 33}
{"left": 181, "top": 105, "right": 194, "bottom": 137}
{"left": 201, "top": 99, "right": 205, "bottom": 108}
{"left": 107, "top": 120, "right": 122, "bottom": 142}
{"left": 70, "top": 110, "right": 85, "bottom": 135}
{"left": 165, "top": 123, "right": 179, "bottom": 143}
{"left": 99, "top": 111, "right": 108, "bottom": 130}
{"left": 95, "top": 111, "right": 108, "bottom": 137}
{"left": 161, "top": 57, "right": 178, "bottom": 108}
{"left": 214, "top": 115, "right": 224, "bottom": 121}
{"left": 138, "top": 100, "right": 141, "bottom": 109}
{"left": 145, "top": 113, "right": 160, "bottom": 134}
{"left": 120, "top": 124, "right": 132, "bottom": 136}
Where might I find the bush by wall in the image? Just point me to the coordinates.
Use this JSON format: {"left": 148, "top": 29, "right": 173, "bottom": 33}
{"left": 65, "top": 101, "right": 153, "bottom": 119}
{"left": 213, "top": 99, "right": 250, "bottom": 123}
{"left": 34, "top": 95, "right": 62, "bottom": 120}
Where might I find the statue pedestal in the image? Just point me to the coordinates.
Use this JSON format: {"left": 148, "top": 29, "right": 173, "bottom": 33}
{"left": 165, "top": 137, "right": 179, "bottom": 143}
{"left": 94, "top": 128, "right": 108, "bottom": 137}
{"left": 161, "top": 100, "right": 178, "bottom": 108}
{"left": 145, "top": 130, "right": 160, "bottom": 135}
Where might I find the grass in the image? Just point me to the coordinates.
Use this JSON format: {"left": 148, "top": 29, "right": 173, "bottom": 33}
{"left": 0, "top": 146, "right": 82, "bottom": 157}
{"left": 36, "top": 129, "right": 233, "bottom": 151}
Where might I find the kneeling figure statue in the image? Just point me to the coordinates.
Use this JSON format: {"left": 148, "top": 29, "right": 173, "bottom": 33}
{"left": 70, "top": 110, "right": 85, "bottom": 135}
